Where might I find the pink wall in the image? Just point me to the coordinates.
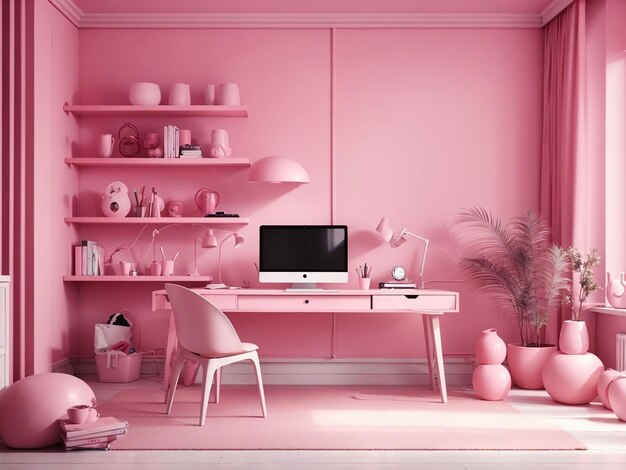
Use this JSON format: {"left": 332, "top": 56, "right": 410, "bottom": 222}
{"left": 33, "top": 1, "right": 79, "bottom": 369}
{"left": 64, "top": 25, "right": 543, "bottom": 360}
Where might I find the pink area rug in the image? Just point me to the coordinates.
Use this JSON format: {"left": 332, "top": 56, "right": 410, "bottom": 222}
{"left": 96, "top": 385, "right": 585, "bottom": 450}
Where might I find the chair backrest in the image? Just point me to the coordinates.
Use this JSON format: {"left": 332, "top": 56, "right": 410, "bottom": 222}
{"left": 165, "top": 283, "right": 246, "bottom": 357}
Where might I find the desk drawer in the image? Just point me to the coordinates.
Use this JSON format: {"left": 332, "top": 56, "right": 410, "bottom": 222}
{"left": 238, "top": 295, "right": 370, "bottom": 310}
{"left": 372, "top": 294, "right": 457, "bottom": 311}
{"left": 153, "top": 294, "right": 237, "bottom": 311}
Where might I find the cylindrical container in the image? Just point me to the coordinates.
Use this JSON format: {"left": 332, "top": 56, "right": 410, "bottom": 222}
{"left": 180, "top": 129, "right": 192, "bottom": 147}
{"left": 210, "top": 129, "right": 231, "bottom": 158}
{"left": 204, "top": 84, "right": 216, "bottom": 105}
{"left": 169, "top": 83, "right": 191, "bottom": 106}
{"left": 97, "top": 134, "right": 115, "bottom": 158}
{"left": 358, "top": 278, "right": 371, "bottom": 290}
{"left": 217, "top": 83, "right": 240, "bottom": 106}
{"left": 120, "top": 261, "right": 132, "bottom": 276}
{"left": 472, "top": 364, "right": 511, "bottom": 401}
{"left": 475, "top": 328, "right": 507, "bottom": 365}
{"left": 162, "top": 260, "right": 174, "bottom": 276}
{"left": 559, "top": 320, "right": 589, "bottom": 355}
{"left": 150, "top": 261, "right": 162, "bottom": 276}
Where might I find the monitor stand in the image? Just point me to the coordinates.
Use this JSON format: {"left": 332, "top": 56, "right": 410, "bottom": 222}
{"left": 285, "top": 282, "right": 323, "bottom": 291}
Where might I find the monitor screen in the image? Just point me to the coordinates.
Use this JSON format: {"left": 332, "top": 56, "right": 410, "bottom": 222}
{"left": 259, "top": 225, "right": 348, "bottom": 287}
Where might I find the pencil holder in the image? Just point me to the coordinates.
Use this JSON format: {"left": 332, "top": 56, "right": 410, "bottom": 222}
{"left": 358, "top": 277, "right": 371, "bottom": 290}
{"left": 161, "top": 260, "right": 174, "bottom": 276}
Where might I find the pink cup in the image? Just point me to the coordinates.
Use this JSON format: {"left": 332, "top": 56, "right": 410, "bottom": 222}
{"left": 67, "top": 405, "right": 90, "bottom": 424}
{"left": 162, "top": 260, "right": 174, "bottom": 276}
{"left": 97, "top": 134, "right": 115, "bottom": 158}
{"left": 217, "top": 83, "right": 240, "bottom": 106}
{"left": 180, "top": 129, "right": 191, "bottom": 147}
{"left": 150, "top": 261, "right": 162, "bottom": 276}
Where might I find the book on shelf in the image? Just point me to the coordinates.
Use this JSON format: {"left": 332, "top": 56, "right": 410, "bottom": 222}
{"left": 74, "top": 240, "right": 102, "bottom": 276}
{"left": 378, "top": 281, "right": 417, "bottom": 289}
{"left": 57, "top": 416, "right": 128, "bottom": 439}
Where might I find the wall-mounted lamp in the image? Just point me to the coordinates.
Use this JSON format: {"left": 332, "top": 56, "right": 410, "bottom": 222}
{"left": 205, "top": 232, "right": 244, "bottom": 289}
{"left": 375, "top": 217, "right": 430, "bottom": 289}
{"left": 247, "top": 156, "right": 310, "bottom": 184}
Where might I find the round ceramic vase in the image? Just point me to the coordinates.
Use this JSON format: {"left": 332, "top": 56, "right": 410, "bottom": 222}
{"left": 542, "top": 352, "right": 604, "bottom": 405}
{"left": 506, "top": 343, "right": 557, "bottom": 390}
{"left": 608, "top": 376, "right": 626, "bottom": 421}
{"left": 559, "top": 320, "right": 589, "bottom": 355}
{"left": 472, "top": 364, "right": 511, "bottom": 401}
{"left": 475, "top": 328, "right": 507, "bottom": 365}
{"left": 597, "top": 369, "right": 622, "bottom": 410}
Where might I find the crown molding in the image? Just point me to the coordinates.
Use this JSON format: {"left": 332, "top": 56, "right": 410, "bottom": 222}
{"left": 47, "top": 2, "right": 543, "bottom": 29}
{"left": 541, "top": 0, "right": 574, "bottom": 25}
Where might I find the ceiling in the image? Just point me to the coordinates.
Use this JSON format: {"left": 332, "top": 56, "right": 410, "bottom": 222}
{"left": 72, "top": 0, "right": 560, "bottom": 15}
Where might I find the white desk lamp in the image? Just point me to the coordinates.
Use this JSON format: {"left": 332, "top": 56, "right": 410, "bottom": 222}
{"left": 189, "top": 228, "right": 218, "bottom": 277}
{"left": 205, "top": 232, "right": 244, "bottom": 289}
{"left": 375, "top": 217, "right": 429, "bottom": 289}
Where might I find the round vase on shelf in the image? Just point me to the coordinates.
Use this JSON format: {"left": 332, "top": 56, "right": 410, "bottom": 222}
{"left": 472, "top": 364, "right": 511, "bottom": 401}
{"left": 506, "top": 343, "right": 557, "bottom": 390}
{"left": 559, "top": 320, "right": 589, "bottom": 355}
{"left": 597, "top": 369, "right": 622, "bottom": 410}
{"left": 608, "top": 376, "right": 626, "bottom": 421}
{"left": 475, "top": 328, "right": 506, "bottom": 365}
{"left": 542, "top": 352, "right": 604, "bottom": 405}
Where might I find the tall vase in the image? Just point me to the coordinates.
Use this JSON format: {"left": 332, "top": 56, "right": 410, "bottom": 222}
{"left": 472, "top": 329, "right": 510, "bottom": 400}
{"left": 543, "top": 319, "right": 604, "bottom": 405}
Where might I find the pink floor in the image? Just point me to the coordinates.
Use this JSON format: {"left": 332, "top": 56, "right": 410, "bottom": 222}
{"left": 96, "top": 385, "right": 585, "bottom": 450}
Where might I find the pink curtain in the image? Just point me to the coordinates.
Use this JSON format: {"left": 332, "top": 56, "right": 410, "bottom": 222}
{"left": 540, "top": 0, "right": 588, "bottom": 341}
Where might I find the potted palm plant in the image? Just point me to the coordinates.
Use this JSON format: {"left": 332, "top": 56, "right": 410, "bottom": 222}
{"left": 454, "top": 208, "right": 570, "bottom": 389}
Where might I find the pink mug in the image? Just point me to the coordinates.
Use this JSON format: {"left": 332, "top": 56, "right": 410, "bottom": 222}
{"left": 97, "top": 134, "right": 115, "bottom": 158}
{"left": 67, "top": 405, "right": 90, "bottom": 424}
{"left": 217, "top": 83, "right": 240, "bottom": 106}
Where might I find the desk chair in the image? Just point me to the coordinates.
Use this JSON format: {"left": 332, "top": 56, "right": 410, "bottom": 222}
{"left": 164, "top": 283, "right": 267, "bottom": 425}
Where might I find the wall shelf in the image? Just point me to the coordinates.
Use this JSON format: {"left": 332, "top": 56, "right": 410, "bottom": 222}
{"left": 63, "top": 104, "right": 249, "bottom": 117}
{"left": 65, "top": 157, "right": 251, "bottom": 167}
{"left": 65, "top": 217, "right": 249, "bottom": 225}
{"left": 64, "top": 276, "right": 212, "bottom": 282}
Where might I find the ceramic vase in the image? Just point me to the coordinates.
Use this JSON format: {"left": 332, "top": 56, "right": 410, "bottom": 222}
{"left": 559, "top": 320, "right": 589, "bottom": 355}
{"left": 606, "top": 272, "right": 626, "bottom": 309}
{"left": 169, "top": 83, "right": 191, "bottom": 106}
{"left": 472, "top": 329, "right": 510, "bottom": 400}
{"left": 506, "top": 343, "right": 557, "bottom": 390}
{"left": 542, "top": 352, "right": 604, "bottom": 404}
{"left": 475, "top": 328, "right": 507, "bottom": 365}
{"left": 607, "top": 376, "right": 626, "bottom": 421}
{"left": 597, "top": 369, "right": 622, "bottom": 410}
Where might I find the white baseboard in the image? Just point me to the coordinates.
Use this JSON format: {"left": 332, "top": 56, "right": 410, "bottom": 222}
{"left": 70, "top": 355, "right": 474, "bottom": 386}
{"left": 52, "top": 357, "right": 75, "bottom": 375}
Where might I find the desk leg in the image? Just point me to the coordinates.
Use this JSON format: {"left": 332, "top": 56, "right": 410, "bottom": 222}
{"left": 422, "top": 315, "right": 436, "bottom": 391}
{"left": 428, "top": 314, "right": 448, "bottom": 403}
{"left": 163, "top": 311, "right": 179, "bottom": 401}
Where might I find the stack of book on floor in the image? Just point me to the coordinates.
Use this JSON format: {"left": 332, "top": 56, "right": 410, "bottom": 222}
{"left": 57, "top": 416, "right": 128, "bottom": 450}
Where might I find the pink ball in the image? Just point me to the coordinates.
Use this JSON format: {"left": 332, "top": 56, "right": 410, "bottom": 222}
{"left": 597, "top": 369, "right": 622, "bottom": 410}
{"left": 472, "top": 364, "right": 511, "bottom": 401}
{"left": 542, "top": 352, "right": 604, "bottom": 405}
{"left": 608, "top": 376, "right": 626, "bottom": 421}
{"left": 0, "top": 373, "right": 95, "bottom": 448}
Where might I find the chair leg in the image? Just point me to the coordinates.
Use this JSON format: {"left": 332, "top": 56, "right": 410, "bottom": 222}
{"left": 214, "top": 367, "right": 221, "bottom": 403}
{"left": 199, "top": 360, "right": 218, "bottom": 426}
{"left": 165, "top": 354, "right": 186, "bottom": 415}
{"left": 250, "top": 352, "right": 267, "bottom": 417}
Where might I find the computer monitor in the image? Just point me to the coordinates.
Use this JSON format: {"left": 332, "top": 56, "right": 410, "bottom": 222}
{"left": 259, "top": 225, "right": 348, "bottom": 289}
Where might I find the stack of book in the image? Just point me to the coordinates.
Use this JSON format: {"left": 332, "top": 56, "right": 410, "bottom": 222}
{"left": 179, "top": 144, "right": 203, "bottom": 158}
{"left": 57, "top": 416, "right": 128, "bottom": 451}
{"left": 74, "top": 240, "right": 104, "bottom": 276}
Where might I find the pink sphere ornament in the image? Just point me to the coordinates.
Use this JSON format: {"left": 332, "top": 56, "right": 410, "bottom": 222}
{"left": 475, "top": 328, "right": 506, "bottom": 365}
{"left": 472, "top": 364, "right": 511, "bottom": 401}
{"left": 559, "top": 320, "right": 589, "bottom": 355}
{"left": 597, "top": 369, "right": 622, "bottom": 410}
{"left": 542, "top": 352, "right": 604, "bottom": 405}
{"left": 608, "top": 376, "right": 626, "bottom": 421}
{"left": 0, "top": 373, "right": 96, "bottom": 448}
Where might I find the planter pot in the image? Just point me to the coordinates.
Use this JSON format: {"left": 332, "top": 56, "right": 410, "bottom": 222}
{"left": 597, "top": 369, "right": 622, "bottom": 410}
{"left": 472, "top": 364, "right": 511, "bottom": 401}
{"left": 542, "top": 352, "right": 604, "bottom": 405}
{"left": 506, "top": 343, "right": 557, "bottom": 390}
{"left": 475, "top": 328, "right": 506, "bottom": 365}
{"left": 559, "top": 320, "right": 589, "bottom": 355}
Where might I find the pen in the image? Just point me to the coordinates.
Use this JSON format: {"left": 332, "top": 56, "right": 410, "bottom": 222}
{"left": 160, "top": 245, "right": 166, "bottom": 260}
{"left": 172, "top": 251, "right": 180, "bottom": 262}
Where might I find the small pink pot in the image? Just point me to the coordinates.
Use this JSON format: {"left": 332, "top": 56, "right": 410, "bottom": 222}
{"left": 559, "top": 320, "right": 589, "bottom": 355}
{"left": 475, "top": 328, "right": 506, "bottom": 365}
{"left": 607, "top": 375, "right": 626, "bottom": 421}
{"left": 472, "top": 364, "right": 511, "bottom": 401}
{"left": 507, "top": 343, "right": 557, "bottom": 390}
{"left": 542, "top": 352, "right": 604, "bottom": 405}
{"left": 597, "top": 369, "right": 622, "bottom": 410}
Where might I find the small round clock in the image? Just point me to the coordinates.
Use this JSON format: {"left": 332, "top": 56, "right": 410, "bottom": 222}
{"left": 391, "top": 265, "right": 406, "bottom": 281}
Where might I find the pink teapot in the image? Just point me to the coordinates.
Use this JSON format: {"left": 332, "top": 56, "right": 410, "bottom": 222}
{"left": 195, "top": 188, "right": 220, "bottom": 215}
{"left": 606, "top": 272, "right": 626, "bottom": 309}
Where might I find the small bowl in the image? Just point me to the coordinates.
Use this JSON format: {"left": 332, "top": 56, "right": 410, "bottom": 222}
{"left": 129, "top": 82, "right": 161, "bottom": 106}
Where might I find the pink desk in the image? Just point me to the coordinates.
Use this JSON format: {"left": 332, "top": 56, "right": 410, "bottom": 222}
{"left": 152, "top": 288, "right": 460, "bottom": 403}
